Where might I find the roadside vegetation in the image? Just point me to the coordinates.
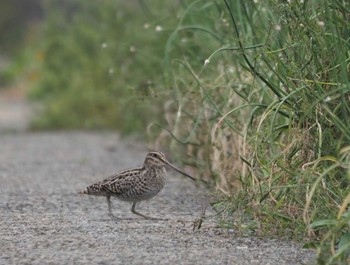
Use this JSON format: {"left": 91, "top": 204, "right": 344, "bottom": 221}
{"left": 21, "top": 0, "right": 350, "bottom": 264}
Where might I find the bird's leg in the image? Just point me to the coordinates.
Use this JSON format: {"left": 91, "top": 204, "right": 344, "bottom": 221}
{"left": 106, "top": 195, "right": 115, "bottom": 218}
{"left": 131, "top": 202, "right": 152, "bottom": 219}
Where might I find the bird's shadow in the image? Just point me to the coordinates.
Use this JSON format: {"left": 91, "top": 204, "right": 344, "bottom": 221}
{"left": 95, "top": 216, "right": 170, "bottom": 222}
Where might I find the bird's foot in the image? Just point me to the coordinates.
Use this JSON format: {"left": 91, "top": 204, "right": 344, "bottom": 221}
{"left": 108, "top": 212, "right": 118, "bottom": 219}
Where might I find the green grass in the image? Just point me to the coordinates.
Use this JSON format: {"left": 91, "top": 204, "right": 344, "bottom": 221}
{"left": 30, "top": 0, "right": 350, "bottom": 263}
{"left": 159, "top": 1, "right": 350, "bottom": 264}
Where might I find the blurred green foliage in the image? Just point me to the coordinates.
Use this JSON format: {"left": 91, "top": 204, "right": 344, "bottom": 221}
{"left": 30, "top": 0, "right": 185, "bottom": 132}
{"left": 0, "top": 0, "right": 42, "bottom": 55}
{"left": 0, "top": 0, "right": 43, "bottom": 86}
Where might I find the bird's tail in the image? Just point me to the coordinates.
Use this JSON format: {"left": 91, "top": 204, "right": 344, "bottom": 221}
{"left": 79, "top": 188, "right": 88, "bottom": 194}
{"left": 78, "top": 183, "right": 102, "bottom": 195}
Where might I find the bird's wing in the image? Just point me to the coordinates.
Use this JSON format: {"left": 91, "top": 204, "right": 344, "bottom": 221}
{"left": 99, "top": 168, "right": 141, "bottom": 195}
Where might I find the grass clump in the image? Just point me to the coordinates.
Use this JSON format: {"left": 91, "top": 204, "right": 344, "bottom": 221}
{"left": 157, "top": 1, "right": 350, "bottom": 263}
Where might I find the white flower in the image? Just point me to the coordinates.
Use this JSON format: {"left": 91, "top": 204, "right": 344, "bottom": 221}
{"left": 129, "top": 46, "right": 136, "bottom": 52}
{"left": 101, "top": 43, "right": 108, "bottom": 48}
{"left": 204, "top": 59, "right": 210, "bottom": 65}
{"left": 274, "top": 24, "right": 282, "bottom": 31}
{"left": 155, "top": 25, "right": 163, "bottom": 32}
{"left": 317, "top": 20, "right": 325, "bottom": 27}
{"left": 324, "top": 96, "right": 331, "bottom": 102}
{"left": 144, "top": 23, "right": 150, "bottom": 29}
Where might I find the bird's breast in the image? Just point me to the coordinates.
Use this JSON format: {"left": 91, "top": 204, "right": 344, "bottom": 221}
{"left": 116, "top": 167, "right": 166, "bottom": 202}
{"left": 144, "top": 166, "right": 166, "bottom": 189}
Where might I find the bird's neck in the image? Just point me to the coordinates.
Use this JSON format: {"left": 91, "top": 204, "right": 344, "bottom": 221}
{"left": 142, "top": 164, "right": 165, "bottom": 171}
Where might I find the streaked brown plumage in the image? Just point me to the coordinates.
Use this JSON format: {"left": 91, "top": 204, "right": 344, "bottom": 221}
{"left": 79, "top": 151, "right": 195, "bottom": 219}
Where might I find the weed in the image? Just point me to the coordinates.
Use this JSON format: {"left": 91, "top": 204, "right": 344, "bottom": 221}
{"left": 159, "top": 0, "right": 350, "bottom": 263}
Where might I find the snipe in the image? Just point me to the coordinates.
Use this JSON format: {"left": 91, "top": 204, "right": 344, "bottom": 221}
{"left": 79, "top": 151, "right": 195, "bottom": 219}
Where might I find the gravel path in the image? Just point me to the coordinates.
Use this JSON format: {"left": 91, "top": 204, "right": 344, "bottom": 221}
{"left": 0, "top": 95, "right": 316, "bottom": 264}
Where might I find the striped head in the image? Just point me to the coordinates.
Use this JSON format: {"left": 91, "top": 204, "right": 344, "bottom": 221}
{"left": 143, "top": 151, "right": 196, "bottom": 181}
{"left": 144, "top": 151, "right": 168, "bottom": 167}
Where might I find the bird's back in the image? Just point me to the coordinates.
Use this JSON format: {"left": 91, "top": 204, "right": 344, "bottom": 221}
{"left": 80, "top": 166, "right": 166, "bottom": 202}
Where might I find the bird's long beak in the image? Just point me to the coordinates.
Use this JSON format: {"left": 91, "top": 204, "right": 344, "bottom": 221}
{"left": 165, "top": 160, "right": 196, "bottom": 181}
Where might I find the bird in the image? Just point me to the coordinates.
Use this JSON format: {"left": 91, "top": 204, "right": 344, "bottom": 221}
{"left": 79, "top": 151, "right": 196, "bottom": 219}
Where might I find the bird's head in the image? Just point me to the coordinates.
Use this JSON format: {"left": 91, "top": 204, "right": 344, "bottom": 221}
{"left": 143, "top": 151, "right": 196, "bottom": 181}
